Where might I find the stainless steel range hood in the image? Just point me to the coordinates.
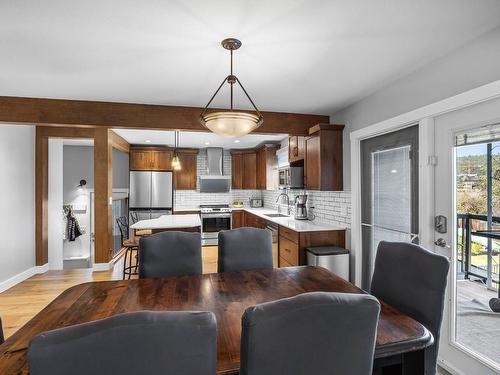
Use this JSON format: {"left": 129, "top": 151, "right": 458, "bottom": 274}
{"left": 199, "top": 147, "right": 231, "bottom": 193}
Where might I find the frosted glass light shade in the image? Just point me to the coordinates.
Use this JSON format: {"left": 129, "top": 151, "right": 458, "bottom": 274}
{"left": 201, "top": 111, "right": 262, "bottom": 138}
{"left": 171, "top": 155, "right": 181, "bottom": 170}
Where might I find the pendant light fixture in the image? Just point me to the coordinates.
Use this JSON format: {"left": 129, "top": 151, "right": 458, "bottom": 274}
{"left": 171, "top": 131, "right": 182, "bottom": 171}
{"left": 200, "top": 38, "right": 263, "bottom": 138}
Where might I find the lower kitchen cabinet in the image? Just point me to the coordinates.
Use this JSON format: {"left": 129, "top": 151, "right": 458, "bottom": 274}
{"left": 278, "top": 226, "right": 345, "bottom": 268}
{"left": 232, "top": 210, "right": 244, "bottom": 229}
{"left": 242, "top": 211, "right": 346, "bottom": 268}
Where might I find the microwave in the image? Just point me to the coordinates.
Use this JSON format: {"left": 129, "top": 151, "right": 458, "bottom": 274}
{"left": 278, "top": 167, "right": 304, "bottom": 189}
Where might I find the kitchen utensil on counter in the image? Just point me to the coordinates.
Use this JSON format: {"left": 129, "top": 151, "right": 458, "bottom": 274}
{"left": 294, "top": 194, "right": 308, "bottom": 220}
{"left": 249, "top": 198, "right": 263, "bottom": 208}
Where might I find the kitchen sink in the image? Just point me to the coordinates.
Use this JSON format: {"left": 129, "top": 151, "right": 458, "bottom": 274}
{"left": 264, "top": 213, "right": 290, "bottom": 218}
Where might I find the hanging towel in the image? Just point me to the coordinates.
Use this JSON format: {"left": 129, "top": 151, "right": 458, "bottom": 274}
{"left": 66, "top": 207, "right": 83, "bottom": 241}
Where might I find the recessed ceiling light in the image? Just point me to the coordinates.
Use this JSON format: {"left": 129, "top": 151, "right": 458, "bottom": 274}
{"left": 390, "top": 169, "right": 398, "bottom": 174}
{"left": 145, "top": 140, "right": 151, "bottom": 143}
{"left": 234, "top": 140, "right": 240, "bottom": 143}
{"left": 205, "top": 142, "right": 210, "bottom": 145}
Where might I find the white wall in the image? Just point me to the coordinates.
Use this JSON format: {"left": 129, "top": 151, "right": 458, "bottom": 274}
{"left": 332, "top": 25, "right": 500, "bottom": 189}
{"left": 48, "top": 139, "right": 64, "bottom": 270}
{"left": 0, "top": 125, "right": 35, "bottom": 285}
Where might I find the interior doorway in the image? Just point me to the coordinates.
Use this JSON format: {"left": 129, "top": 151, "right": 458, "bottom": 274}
{"left": 47, "top": 138, "right": 95, "bottom": 270}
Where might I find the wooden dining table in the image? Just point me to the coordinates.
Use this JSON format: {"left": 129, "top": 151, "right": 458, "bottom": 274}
{"left": 0, "top": 266, "right": 432, "bottom": 374}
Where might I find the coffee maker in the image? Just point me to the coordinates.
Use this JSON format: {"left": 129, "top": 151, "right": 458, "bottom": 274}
{"left": 294, "top": 194, "right": 308, "bottom": 220}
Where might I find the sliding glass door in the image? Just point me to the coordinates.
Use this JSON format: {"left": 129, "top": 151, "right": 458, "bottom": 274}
{"left": 360, "top": 125, "right": 419, "bottom": 290}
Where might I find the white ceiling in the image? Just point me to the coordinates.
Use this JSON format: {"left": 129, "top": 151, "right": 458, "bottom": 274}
{"left": 112, "top": 129, "right": 287, "bottom": 149}
{"left": 2, "top": 1, "right": 500, "bottom": 115}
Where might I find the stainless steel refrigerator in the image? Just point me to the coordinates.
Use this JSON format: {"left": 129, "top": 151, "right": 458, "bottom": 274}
{"left": 129, "top": 171, "right": 173, "bottom": 220}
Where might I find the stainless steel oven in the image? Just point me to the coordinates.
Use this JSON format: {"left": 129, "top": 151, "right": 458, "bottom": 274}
{"left": 200, "top": 204, "right": 232, "bottom": 246}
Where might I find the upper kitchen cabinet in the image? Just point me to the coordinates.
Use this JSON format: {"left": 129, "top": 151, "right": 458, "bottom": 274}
{"left": 231, "top": 150, "right": 257, "bottom": 189}
{"left": 305, "top": 124, "right": 344, "bottom": 191}
{"left": 173, "top": 149, "right": 198, "bottom": 190}
{"left": 129, "top": 147, "right": 173, "bottom": 171}
{"left": 288, "top": 135, "right": 306, "bottom": 163}
{"left": 256, "top": 144, "right": 278, "bottom": 190}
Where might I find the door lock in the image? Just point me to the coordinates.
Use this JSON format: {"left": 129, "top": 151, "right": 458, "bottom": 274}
{"left": 434, "top": 238, "right": 451, "bottom": 248}
{"left": 434, "top": 215, "right": 447, "bottom": 234}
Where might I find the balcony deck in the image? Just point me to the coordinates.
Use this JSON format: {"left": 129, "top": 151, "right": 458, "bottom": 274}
{"left": 456, "top": 279, "right": 500, "bottom": 363}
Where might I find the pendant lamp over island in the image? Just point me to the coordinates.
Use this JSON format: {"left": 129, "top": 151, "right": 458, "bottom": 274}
{"left": 200, "top": 38, "right": 263, "bottom": 137}
{"left": 171, "top": 131, "right": 181, "bottom": 171}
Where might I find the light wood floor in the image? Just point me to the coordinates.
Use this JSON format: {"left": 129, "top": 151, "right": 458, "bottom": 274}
{"left": 0, "top": 246, "right": 219, "bottom": 339}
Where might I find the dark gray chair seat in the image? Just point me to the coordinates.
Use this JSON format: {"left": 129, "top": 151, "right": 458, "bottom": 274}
{"left": 28, "top": 310, "right": 217, "bottom": 375}
{"left": 218, "top": 227, "right": 273, "bottom": 272}
{"left": 240, "top": 291, "right": 381, "bottom": 375}
{"left": 371, "top": 241, "right": 449, "bottom": 375}
{"left": 0, "top": 315, "right": 4, "bottom": 344}
{"left": 139, "top": 231, "right": 202, "bottom": 278}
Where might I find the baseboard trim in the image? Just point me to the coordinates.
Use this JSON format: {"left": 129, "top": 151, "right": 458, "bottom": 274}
{"left": 93, "top": 262, "right": 113, "bottom": 271}
{"left": 0, "top": 263, "right": 49, "bottom": 293}
{"left": 34, "top": 263, "right": 49, "bottom": 274}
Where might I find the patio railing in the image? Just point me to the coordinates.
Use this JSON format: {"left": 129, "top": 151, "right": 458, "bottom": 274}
{"left": 457, "top": 213, "right": 499, "bottom": 289}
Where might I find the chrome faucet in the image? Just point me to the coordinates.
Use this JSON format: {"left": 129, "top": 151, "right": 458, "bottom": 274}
{"left": 276, "top": 192, "right": 290, "bottom": 216}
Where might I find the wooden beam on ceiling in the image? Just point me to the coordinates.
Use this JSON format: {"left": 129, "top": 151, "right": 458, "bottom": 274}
{"left": 0, "top": 96, "right": 330, "bottom": 135}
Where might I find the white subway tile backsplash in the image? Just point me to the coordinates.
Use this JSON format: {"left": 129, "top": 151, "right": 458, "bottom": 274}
{"left": 262, "top": 189, "right": 351, "bottom": 228}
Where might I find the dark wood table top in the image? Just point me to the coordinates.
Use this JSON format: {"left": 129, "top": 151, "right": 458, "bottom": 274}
{"left": 0, "top": 266, "right": 432, "bottom": 374}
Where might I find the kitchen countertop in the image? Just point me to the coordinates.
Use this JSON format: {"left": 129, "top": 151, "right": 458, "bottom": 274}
{"left": 235, "top": 207, "right": 346, "bottom": 232}
{"left": 175, "top": 206, "right": 346, "bottom": 232}
{"left": 130, "top": 214, "right": 201, "bottom": 230}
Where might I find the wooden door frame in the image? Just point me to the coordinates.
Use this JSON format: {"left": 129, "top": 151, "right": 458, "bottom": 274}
{"left": 36, "top": 127, "right": 128, "bottom": 267}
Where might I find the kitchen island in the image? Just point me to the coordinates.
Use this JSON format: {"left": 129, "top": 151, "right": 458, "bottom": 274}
{"left": 130, "top": 214, "right": 201, "bottom": 234}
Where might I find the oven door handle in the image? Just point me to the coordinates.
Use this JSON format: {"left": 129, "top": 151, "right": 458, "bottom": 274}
{"left": 201, "top": 213, "right": 232, "bottom": 218}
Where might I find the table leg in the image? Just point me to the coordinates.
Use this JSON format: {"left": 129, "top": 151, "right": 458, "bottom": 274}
{"left": 401, "top": 349, "right": 424, "bottom": 375}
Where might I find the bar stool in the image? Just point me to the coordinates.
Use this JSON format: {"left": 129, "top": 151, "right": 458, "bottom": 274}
{"left": 116, "top": 216, "right": 139, "bottom": 279}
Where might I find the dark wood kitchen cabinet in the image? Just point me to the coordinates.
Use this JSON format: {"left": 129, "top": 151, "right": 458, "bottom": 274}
{"left": 231, "top": 150, "right": 257, "bottom": 190}
{"left": 243, "top": 152, "right": 257, "bottom": 189}
{"left": 174, "top": 149, "right": 198, "bottom": 190}
{"left": 288, "top": 135, "right": 306, "bottom": 163}
{"left": 232, "top": 210, "right": 244, "bottom": 229}
{"left": 278, "top": 225, "right": 346, "bottom": 267}
{"left": 305, "top": 124, "right": 344, "bottom": 191}
{"left": 129, "top": 147, "right": 173, "bottom": 171}
{"left": 256, "top": 144, "right": 278, "bottom": 190}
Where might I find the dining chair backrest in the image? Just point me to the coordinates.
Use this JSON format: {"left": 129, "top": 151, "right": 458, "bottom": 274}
{"left": 240, "top": 292, "right": 380, "bottom": 375}
{"left": 116, "top": 216, "right": 129, "bottom": 245}
{"left": 139, "top": 231, "right": 202, "bottom": 278}
{"left": 370, "top": 241, "right": 449, "bottom": 375}
{"left": 218, "top": 227, "right": 273, "bottom": 272}
{"left": 130, "top": 211, "right": 138, "bottom": 224}
{"left": 0, "top": 315, "right": 4, "bottom": 345}
{"left": 27, "top": 311, "right": 217, "bottom": 375}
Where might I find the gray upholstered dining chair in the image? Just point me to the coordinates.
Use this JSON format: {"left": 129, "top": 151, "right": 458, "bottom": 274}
{"left": 27, "top": 311, "right": 217, "bottom": 375}
{"left": 0, "top": 315, "right": 4, "bottom": 344}
{"left": 240, "top": 292, "right": 380, "bottom": 375}
{"left": 218, "top": 227, "right": 273, "bottom": 272}
{"left": 138, "top": 231, "right": 202, "bottom": 278}
{"left": 370, "top": 241, "right": 449, "bottom": 375}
